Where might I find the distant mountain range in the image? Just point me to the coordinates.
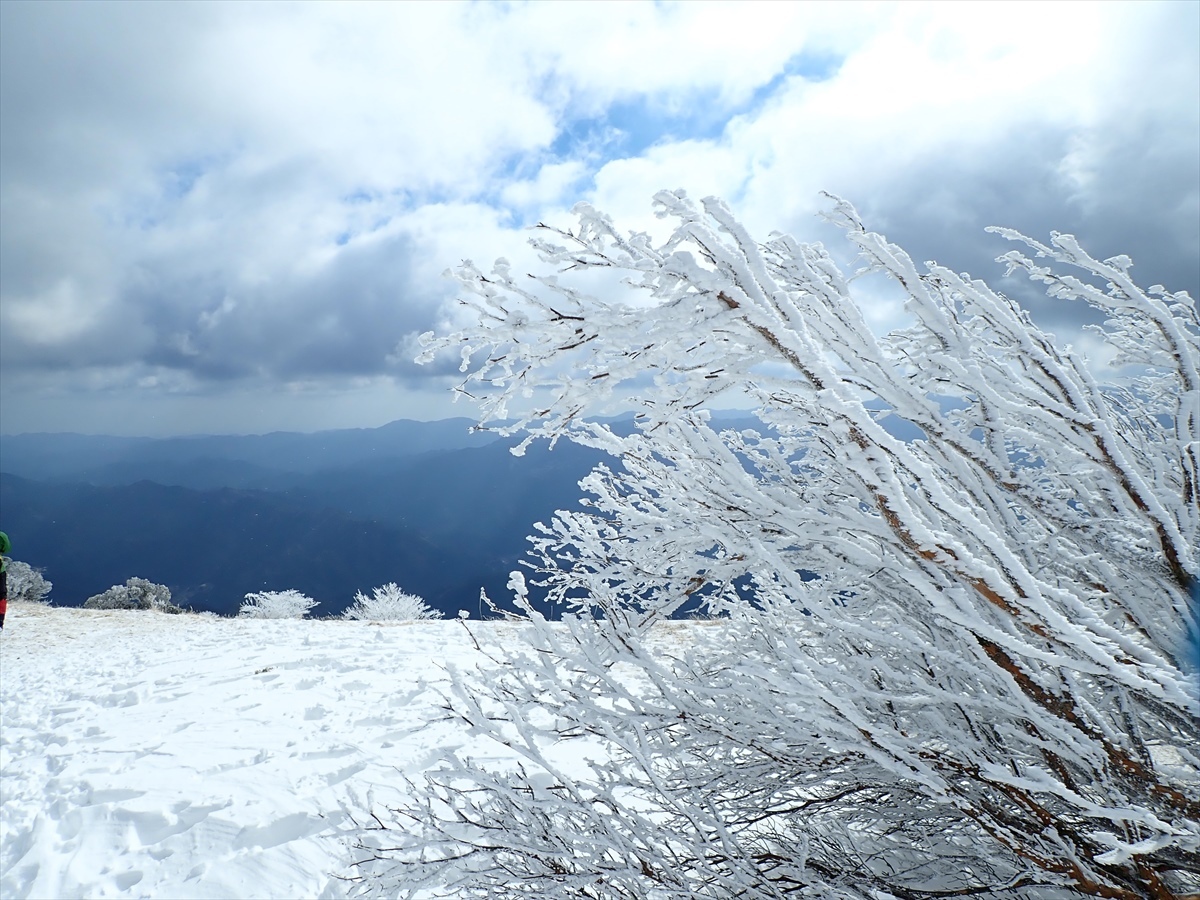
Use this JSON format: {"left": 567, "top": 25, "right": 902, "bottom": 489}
{"left": 0, "top": 419, "right": 610, "bottom": 618}
{"left": 0, "top": 417, "right": 501, "bottom": 482}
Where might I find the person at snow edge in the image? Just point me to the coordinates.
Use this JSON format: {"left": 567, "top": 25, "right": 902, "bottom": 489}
{"left": 0, "top": 531, "right": 10, "bottom": 630}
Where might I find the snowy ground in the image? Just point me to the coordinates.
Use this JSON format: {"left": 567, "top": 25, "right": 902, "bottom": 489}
{"left": 0, "top": 601, "right": 529, "bottom": 899}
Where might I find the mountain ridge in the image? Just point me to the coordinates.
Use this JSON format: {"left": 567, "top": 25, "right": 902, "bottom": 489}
{"left": 0, "top": 419, "right": 609, "bottom": 617}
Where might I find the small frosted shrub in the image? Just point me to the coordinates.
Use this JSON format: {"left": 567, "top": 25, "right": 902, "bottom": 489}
{"left": 7, "top": 561, "right": 52, "bottom": 604}
{"left": 85, "top": 577, "right": 180, "bottom": 613}
{"left": 239, "top": 589, "right": 318, "bottom": 619}
{"left": 343, "top": 583, "right": 442, "bottom": 621}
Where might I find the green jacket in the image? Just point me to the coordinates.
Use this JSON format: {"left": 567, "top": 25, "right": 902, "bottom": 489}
{"left": 0, "top": 531, "right": 10, "bottom": 571}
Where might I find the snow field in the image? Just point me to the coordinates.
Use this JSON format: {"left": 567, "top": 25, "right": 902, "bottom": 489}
{"left": 0, "top": 602, "right": 529, "bottom": 899}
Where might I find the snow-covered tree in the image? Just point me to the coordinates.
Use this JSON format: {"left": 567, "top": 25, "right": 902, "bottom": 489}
{"left": 6, "top": 561, "right": 52, "bottom": 604}
{"left": 343, "top": 583, "right": 442, "bottom": 621}
{"left": 85, "top": 577, "right": 180, "bottom": 613}
{"left": 351, "top": 192, "right": 1199, "bottom": 899}
{"left": 239, "top": 589, "right": 318, "bottom": 619}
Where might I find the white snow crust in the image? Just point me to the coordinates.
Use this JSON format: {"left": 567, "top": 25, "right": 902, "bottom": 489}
{"left": 0, "top": 602, "right": 529, "bottom": 899}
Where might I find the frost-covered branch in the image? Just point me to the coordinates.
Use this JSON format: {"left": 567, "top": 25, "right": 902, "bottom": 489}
{"left": 360, "top": 191, "right": 1199, "bottom": 899}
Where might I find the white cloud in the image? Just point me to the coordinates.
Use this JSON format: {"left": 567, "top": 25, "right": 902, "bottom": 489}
{"left": 492, "top": 0, "right": 854, "bottom": 109}
{"left": 584, "top": 0, "right": 1191, "bottom": 210}
{"left": 577, "top": 0, "right": 1197, "bottom": 336}
{"left": 501, "top": 160, "right": 589, "bottom": 211}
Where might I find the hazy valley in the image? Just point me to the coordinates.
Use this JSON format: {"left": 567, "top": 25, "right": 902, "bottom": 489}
{"left": 0, "top": 419, "right": 608, "bottom": 618}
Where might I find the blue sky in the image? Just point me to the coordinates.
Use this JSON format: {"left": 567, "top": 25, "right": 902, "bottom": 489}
{"left": 1, "top": 0, "right": 1196, "bottom": 436}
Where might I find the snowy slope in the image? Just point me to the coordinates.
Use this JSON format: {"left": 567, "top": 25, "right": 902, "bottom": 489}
{"left": 0, "top": 602, "right": 526, "bottom": 899}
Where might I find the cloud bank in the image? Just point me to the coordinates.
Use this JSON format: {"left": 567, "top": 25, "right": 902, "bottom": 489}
{"left": 1, "top": 0, "right": 1196, "bottom": 434}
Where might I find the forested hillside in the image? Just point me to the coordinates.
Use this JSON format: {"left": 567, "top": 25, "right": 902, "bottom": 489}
{"left": 0, "top": 420, "right": 609, "bottom": 617}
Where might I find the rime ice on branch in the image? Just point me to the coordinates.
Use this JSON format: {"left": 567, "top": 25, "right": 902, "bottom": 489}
{"left": 367, "top": 192, "right": 1200, "bottom": 899}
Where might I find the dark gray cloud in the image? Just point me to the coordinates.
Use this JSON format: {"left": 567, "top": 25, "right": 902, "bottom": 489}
{"left": 128, "top": 231, "right": 431, "bottom": 381}
{"left": 836, "top": 119, "right": 1199, "bottom": 339}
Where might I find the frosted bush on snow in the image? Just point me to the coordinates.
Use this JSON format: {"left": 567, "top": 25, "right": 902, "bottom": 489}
{"left": 349, "top": 192, "right": 1200, "bottom": 899}
{"left": 6, "top": 561, "right": 52, "bottom": 604}
{"left": 85, "top": 577, "right": 180, "bottom": 613}
{"left": 342, "top": 583, "right": 442, "bottom": 621}
{"left": 239, "top": 589, "right": 318, "bottom": 620}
